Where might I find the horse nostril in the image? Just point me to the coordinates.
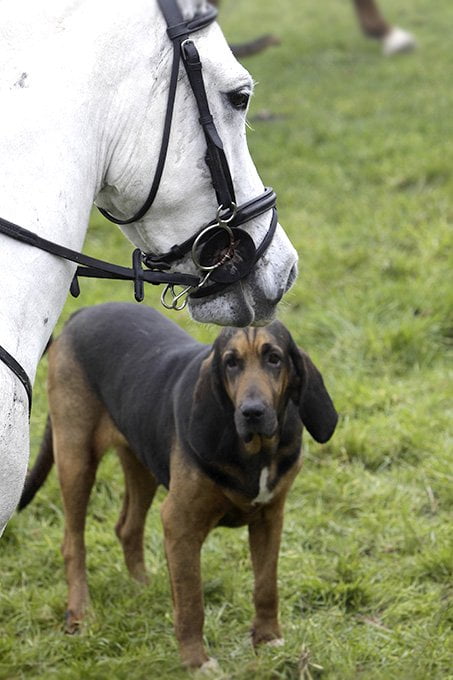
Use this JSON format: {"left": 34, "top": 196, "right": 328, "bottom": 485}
{"left": 285, "top": 262, "right": 298, "bottom": 293}
{"left": 241, "top": 401, "right": 265, "bottom": 420}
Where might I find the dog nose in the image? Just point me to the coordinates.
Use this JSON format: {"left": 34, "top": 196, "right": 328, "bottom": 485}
{"left": 241, "top": 400, "right": 265, "bottom": 421}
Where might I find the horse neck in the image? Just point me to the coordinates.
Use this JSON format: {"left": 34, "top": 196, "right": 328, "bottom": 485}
{"left": 0, "top": 2, "right": 119, "bottom": 383}
{"left": 0, "top": 0, "right": 170, "bottom": 382}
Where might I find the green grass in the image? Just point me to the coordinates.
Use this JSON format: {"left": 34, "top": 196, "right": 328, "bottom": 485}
{"left": 1, "top": 0, "right": 452, "bottom": 677}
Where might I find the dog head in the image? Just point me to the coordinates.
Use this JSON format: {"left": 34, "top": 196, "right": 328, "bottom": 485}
{"left": 188, "top": 321, "right": 338, "bottom": 456}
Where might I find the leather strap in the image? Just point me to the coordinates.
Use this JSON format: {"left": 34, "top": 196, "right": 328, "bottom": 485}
{"left": 143, "top": 187, "right": 276, "bottom": 268}
{"left": 98, "top": 0, "right": 220, "bottom": 225}
{"left": 97, "top": 38, "right": 181, "bottom": 225}
{"left": 181, "top": 39, "right": 236, "bottom": 210}
{"left": 0, "top": 216, "right": 199, "bottom": 302}
{"left": 0, "top": 345, "right": 32, "bottom": 415}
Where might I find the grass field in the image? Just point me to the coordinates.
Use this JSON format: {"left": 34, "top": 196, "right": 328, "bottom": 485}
{"left": 1, "top": 0, "right": 452, "bottom": 677}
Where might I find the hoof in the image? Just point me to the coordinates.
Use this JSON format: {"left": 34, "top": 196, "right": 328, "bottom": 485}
{"left": 382, "top": 27, "right": 416, "bottom": 56}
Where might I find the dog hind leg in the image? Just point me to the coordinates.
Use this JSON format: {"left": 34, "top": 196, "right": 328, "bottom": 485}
{"left": 54, "top": 431, "right": 98, "bottom": 634}
{"left": 116, "top": 445, "right": 158, "bottom": 584}
{"left": 47, "top": 338, "right": 103, "bottom": 634}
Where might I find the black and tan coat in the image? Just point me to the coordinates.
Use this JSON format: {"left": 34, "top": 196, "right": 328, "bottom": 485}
{"left": 20, "top": 302, "right": 337, "bottom": 669}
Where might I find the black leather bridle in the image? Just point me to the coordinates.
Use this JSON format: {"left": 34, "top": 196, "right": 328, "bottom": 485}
{"left": 0, "top": 0, "right": 279, "bottom": 412}
{"left": 98, "top": 0, "right": 278, "bottom": 308}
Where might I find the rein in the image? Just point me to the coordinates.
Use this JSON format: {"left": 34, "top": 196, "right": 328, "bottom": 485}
{"left": 0, "top": 0, "right": 279, "bottom": 414}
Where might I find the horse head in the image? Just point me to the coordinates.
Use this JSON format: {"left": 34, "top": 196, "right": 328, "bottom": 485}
{"left": 94, "top": 0, "right": 298, "bottom": 326}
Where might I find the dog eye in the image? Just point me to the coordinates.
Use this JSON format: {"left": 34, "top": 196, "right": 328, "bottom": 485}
{"left": 226, "top": 89, "right": 250, "bottom": 111}
{"left": 224, "top": 354, "right": 239, "bottom": 369}
{"left": 267, "top": 352, "right": 282, "bottom": 366}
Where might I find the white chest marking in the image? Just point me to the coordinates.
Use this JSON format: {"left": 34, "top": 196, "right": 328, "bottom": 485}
{"left": 252, "top": 467, "right": 275, "bottom": 505}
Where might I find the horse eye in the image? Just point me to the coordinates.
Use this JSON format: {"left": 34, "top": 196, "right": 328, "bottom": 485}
{"left": 226, "top": 89, "right": 250, "bottom": 111}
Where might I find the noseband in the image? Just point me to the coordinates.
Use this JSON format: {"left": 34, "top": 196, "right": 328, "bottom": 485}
{"left": 0, "top": 0, "right": 278, "bottom": 412}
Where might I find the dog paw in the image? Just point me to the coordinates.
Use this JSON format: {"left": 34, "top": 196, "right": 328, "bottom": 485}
{"left": 196, "top": 658, "right": 221, "bottom": 675}
{"left": 266, "top": 637, "right": 285, "bottom": 648}
{"left": 130, "top": 568, "right": 150, "bottom": 585}
{"left": 251, "top": 624, "right": 283, "bottom": 648}
{"left": 64, "top": 609, "right": 82, "bottom": 635}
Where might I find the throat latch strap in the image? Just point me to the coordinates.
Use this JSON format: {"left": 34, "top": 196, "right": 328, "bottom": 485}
{"left": 97, "top": 1, "right": 220, "bottom": 225}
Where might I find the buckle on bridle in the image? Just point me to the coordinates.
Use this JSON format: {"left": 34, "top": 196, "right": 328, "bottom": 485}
{"left": 161, "top": 283, "right": 193, "bottom": 310}
{"left": 160, "top": 270, "right": 212, "bottom": 311}
{"left": 161, "top": 204, "right": 238, "bottom": 310}
{"left": 180, "top": 38, "right": 197, "bottom": 61}
{"left": 216, "top": 202, "right": 237, "bottom": 224}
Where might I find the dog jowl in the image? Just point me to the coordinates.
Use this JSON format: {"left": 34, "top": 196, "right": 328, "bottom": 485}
{"left": 19, "top": 302, "right": 338, "bottom": 669}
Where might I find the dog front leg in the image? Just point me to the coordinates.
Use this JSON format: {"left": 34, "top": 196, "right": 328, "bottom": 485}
{"left": 161, "top": 493, "right": 212, "bottom": 668}
{"left": 248, "top": 499, "right": 285, "bottom": 647}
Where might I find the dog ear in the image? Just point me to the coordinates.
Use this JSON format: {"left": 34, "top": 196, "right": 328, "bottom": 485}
{"left": 187, "top": 346, "right": 233, "bottom": 456}
{"left": 289, "top": 342, "right": 338, "bottom": 443}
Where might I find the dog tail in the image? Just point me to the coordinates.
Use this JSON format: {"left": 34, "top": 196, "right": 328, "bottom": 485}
{"left": 18, "top": 415, "right": 54, "bottom": 511}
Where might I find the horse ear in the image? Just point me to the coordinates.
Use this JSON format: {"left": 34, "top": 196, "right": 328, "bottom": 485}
{"left": 289, "top": 343, "right": 338, "bottom": 443}
{"left": 187, "top": 348, "right": 231, "bottom": 456}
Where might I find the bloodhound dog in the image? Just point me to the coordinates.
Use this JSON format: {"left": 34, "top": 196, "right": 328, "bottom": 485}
{"left": 20, "top": 302, "right": 337, "bottom": 669}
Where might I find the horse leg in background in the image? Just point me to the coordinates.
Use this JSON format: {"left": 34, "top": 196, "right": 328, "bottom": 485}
{"left": 353, "top": 0, "right": 416, "bottom": 55}
{"left": 210, "top": 0, "right": 280, "bottom": 58}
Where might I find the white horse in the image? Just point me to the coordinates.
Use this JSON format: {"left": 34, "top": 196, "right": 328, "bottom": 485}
{"left": 0, "top": 0, "right": 298, "bottom": 535}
